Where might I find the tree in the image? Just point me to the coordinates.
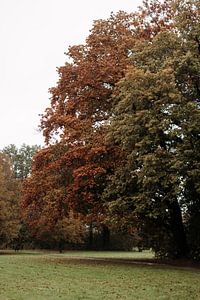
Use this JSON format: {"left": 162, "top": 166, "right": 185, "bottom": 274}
{"left": 21, "top": 144, "right": 87, "bottom": 248}
{"left": 22, "top": 144, "right": 71, "bottom": 230}
{"left": 22, "top": 1, "right": 172, "bottom": 247}
{"left": 3, "top": 144, "right": 40, "bottom": 180}
{"left": 172, "top": 0, "right": 200, "bottom": 259}
{"left": 1, "top": 144, "right": 40, "bottom": 250}
{"left": 0, "top": 153, "right": 20, "bottom": 247}
{"left": 105, "top": 0, "right": 200, "bottom": 258}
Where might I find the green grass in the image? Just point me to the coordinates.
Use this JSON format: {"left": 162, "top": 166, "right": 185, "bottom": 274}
{"left": 50, "top": 249, "right": 154, "bottom": 259}
{"left": 0, "top": 251, "right": 200, "bottom": 300}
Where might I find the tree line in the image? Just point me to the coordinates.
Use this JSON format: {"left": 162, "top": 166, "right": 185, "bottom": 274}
{"left": 0, "top": 144, "right": 39, "bottom": 249}
{"left": 0, "top": 144, "right": 133, "bottom": 251}
{"left": 1, "top": 0, "right": 200, "bottom": 259}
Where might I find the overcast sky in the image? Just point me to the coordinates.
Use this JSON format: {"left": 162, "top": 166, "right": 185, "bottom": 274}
{"left": 0, "top": 0, "right": 142, "bottom": 149}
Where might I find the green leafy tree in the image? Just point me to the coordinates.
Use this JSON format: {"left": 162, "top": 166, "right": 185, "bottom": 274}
{"left": 3, "top": 144, "right": 40, "bottom": 180}
{"left": 105, "top": 0, "right": 200, "bottom": 259}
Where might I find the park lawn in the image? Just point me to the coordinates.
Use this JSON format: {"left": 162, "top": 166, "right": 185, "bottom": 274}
{"left": 0, "top": 252, "right": 200, "bottom": 300}
{"left": 50, "top": 249, "right": 155, "bottom": 259}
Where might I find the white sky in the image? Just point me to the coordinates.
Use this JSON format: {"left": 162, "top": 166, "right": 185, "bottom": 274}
{"left": 0, "top": 0, "right": 142, "bottom": 149}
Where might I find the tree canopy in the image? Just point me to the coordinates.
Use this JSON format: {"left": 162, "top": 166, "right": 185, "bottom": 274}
{"left": 105, "top": 0, "right": 200, "bottom": 258}
{"left": 21, "top": 0, "right": 200, "bottom": 258}
{"left": 0, "top": 153, "right": 20, "bottom": 246}
{"left": 3, "top": 144, "right": 40, "bottom": 180}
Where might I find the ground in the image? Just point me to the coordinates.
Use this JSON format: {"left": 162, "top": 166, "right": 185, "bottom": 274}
{"left": 0, "top": 250, "right": 200, "bottom": 299}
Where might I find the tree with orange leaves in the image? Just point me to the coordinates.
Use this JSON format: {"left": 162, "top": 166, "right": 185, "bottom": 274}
{"left": 0, "top": 153, "right": 20, "bottom": 247}
{"left": 22, "top": 1, "right": 172, "bottom": 248}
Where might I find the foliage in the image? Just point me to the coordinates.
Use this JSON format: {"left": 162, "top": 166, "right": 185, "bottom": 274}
{"left": 20, "top": 0, "right": 200, "bottom": 259}
{"left": 0, "top": 153, "right": 20, "bottom": 246}
{"left": 105, "top": 0, "right": 200, "bottom": 258}
{"left": 1, "top": 144, "right": 40, "bottom": 249}
{"left": 3, "top": 144, "right": 40, "bottom": 180}
{"left": 22, "top": 1, "right": 173, "bottom": 248}
{"left": 21, "top": 144, "right": 86, "bottom": 248}
{"left": 33, "top": 212, "right": 86, "bottom": 251}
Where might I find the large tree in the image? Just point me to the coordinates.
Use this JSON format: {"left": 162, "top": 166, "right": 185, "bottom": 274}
{"left": 105, "top": 0, "right": 200, "bottom": 258}
{"left": 22, "top": 1, "right": 172, "bottom": 243}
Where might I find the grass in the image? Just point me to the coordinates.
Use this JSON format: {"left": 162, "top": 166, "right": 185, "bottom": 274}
{"left": 50, "top": 249, "right": 154, "bottom": 259}
{"left": 0, "top": 251, "right": 200, "bottom": 300}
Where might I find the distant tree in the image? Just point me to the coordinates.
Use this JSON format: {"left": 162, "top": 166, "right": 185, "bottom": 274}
{"left": 3, "top": 144, "right": 40, "bottom": 180}
{"left": 34, "top": 211, "right": 86, "bottom": 252}
{"left": 22, "top": 144, "right": 71, "bottom": 231}
{"left": 0, "top": 153, "right": 20, "bottom": 247}
{"left": 0, "top": 144, "right": 40, "bottom": 249}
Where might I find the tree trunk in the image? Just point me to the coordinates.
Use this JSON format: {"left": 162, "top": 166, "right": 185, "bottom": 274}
{"left": 88, "top": 222, "right": 93, "bottom": 250}
{"left": 169, "top": 200, "right": 188, "bottom": 258}
{"left": 58, "top": 239, "right": 64, "bottom": 253}
{"left": 102, "top": 224, "right": 110, "bottom": 250}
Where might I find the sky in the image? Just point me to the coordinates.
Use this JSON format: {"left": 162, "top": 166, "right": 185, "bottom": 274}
{"left": 0, "top": 0, "right": 142, "bottom": 149}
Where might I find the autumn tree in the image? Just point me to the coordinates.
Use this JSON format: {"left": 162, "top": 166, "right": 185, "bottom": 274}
{"left": 21, "top": 144, "right": 86, "bottom": 248}
{"left": 22, "top": 1, "right": 172, "bottom": 249}
{"left": 105, "top": 0, "right": 200, "bottom": 258}
{"left": 0, "top": 144, "right": 41, "bottom": 249}
{"left": 0, "top": 153, "right": 20, "bottom": 247}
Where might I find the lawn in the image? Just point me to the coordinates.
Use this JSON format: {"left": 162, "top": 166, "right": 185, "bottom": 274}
{"left": 50, "top": 249, "right": 154, "bottom": 259}
{"left": 0, "top": 251, "right": 200, "bottom": 300}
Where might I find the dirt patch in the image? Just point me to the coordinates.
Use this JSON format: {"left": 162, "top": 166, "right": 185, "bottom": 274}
{"left": 47, "top": 255, "right": 200, "bottom": 271}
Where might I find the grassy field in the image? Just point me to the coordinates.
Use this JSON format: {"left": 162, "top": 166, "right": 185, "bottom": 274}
{"left": 50, "top": 249, "right": 154, "bottom": 259}
{"left": 0, "top": 251, "right": 200, "bottom": 300}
